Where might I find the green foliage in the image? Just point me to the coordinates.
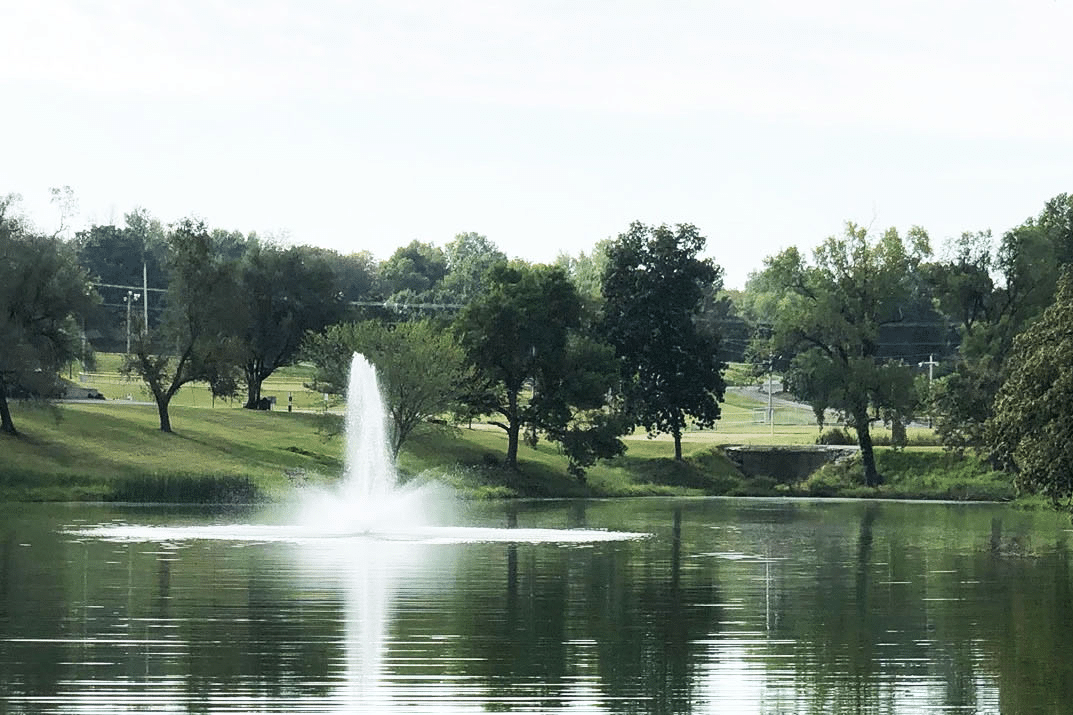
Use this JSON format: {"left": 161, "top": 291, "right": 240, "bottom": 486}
{"left": 816, "top": 427, "right": 856, "bottom": 445}
{"left": 801, "top": 449, "right": 1013, "bottom": 501}
{"left": 440, "top": 232, "right": 507, "bottom": 304}
{"left": 380, "top": 240, "right": 448, "bottom": 304}
{"left": 232, "top": 241, "right": 346, "bottom": 408}
{"left": 988, "top": 270, "right": 1073, "bottom": 508}
{"left": 0, "top": 195, "right": 96, "bottom": 435}
{"left": 750, "top": 222, "right": 929, "bottom": 486}
{"left": 455, "top": 261, "right": 626, "bottom": 475}
{"left": 123, "top": 218, "right": 244, "bottom": 432}
{"left": 929, "top": 195, "right": 1073, "bottom": 452}
{"left": 303, "top": 319, "right": 468, "bottom": 457}
{"left": 600, "top": 222, "right": 726, "bottom": 460}
{"left": 555, "top": 240, "right": 611, "bottom": 309}
{"left": 75, "top": 210, "right": 168, "bottom": 349}
{"left": 108, "top": 475, "right": 261, "bottom": 503}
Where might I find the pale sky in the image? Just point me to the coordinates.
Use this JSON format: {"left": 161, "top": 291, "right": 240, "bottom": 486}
{"left": 2, "top": 0, "right": 1071, "bottom": 288}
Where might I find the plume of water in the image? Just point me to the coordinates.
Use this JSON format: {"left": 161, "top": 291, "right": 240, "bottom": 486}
{"left": 300, "top": 352, "right": 440, "bottom": 534}
{"left": 342, "top": 353, "right": 396, "bottom": 502}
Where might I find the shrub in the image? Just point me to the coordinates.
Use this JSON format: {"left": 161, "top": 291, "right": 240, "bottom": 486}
{"left": 817, "top": 427, "right": 856, "bottom": 445}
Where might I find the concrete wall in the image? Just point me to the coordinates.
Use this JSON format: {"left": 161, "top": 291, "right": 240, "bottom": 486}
{"left": 723, "top": 445, "right": 858, "bottom": 483}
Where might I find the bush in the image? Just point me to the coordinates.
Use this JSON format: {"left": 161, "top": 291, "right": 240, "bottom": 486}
{"left": 817, "top": 427, "right": 856, "bottom": 445}
{"left": 108, "top": 475, "right": 262, "bottom": 504}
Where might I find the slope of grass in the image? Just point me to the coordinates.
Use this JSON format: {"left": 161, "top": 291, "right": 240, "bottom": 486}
{"left": 1, "top": 402, "right": 342, "bottom": 501}
{"left": 2, "top": 394, "right": 1015, "bottom": 504}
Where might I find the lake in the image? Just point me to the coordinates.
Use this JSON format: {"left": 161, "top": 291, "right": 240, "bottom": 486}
{"left": 1, "top": 497, "right": 1071, "bottom": 714}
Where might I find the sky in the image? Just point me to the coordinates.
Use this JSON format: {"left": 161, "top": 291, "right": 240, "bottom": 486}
{"left": 2, "top": 0, "right": 1071, "bottom": 289}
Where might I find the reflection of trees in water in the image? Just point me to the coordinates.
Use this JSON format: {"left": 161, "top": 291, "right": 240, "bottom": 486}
{"left": 0, "top": 511, "right": 68, "bottom": 700}
{"left": 760, "top": 504, "right": 1073, "bottom": 714}
{"left": 9, "top": 502, "right": 1073, "bottom": 712}
{"left": 590, "top": 506, "right": 720, "bottom": 715}
{"left": 414, "top": 503, "right": 722, "bottom": 714}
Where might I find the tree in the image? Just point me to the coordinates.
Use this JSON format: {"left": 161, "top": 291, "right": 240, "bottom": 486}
{"left": 233, "top": 242, "right": 345, "bottom": 409}
{"left": 455, "top": 261, "right": 625, "bottom": 473}
{"left": 0, "top": 196, "right": 95, "bottom": 435}
{"left": 380, "top": 240, "right": 448, "bottom": 305}
{"left": 753, "top": 223, "right": 930, "bottom": 486}
{"left": 303, "top": 319, "right": 467, "bottom": 458}
{"left": 124, "top": 219, "right": 241, "bottom": 433}
{"left": 440, "top": 232, "right": 507, "bottom": 304}
{"left": 600, "top": 222, "right": 726, "bottom": 461}
{"left": 988, "top": 270, "right": 1073, "bottom": 507}
{"left": 75, "top": 210, "right": 168, "bottom": 351}
{"left": 929, "top": 195, "right": 1073, "bottom": 451}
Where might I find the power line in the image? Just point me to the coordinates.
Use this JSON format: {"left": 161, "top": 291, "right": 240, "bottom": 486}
{"left": 90, "top": 281, "right": 166, "bottom": 294}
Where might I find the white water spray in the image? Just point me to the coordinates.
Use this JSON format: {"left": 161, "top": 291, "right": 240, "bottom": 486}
{"left": 342, "top": 353, "right": 396, "bottom": 502}
{"left": 297, "top": 352, "right": 437, "bottom": 535}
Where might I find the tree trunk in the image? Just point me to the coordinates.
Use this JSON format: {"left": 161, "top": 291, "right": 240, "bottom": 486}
{"left": 854, "top": 407, "right": 880, "bottom": 487}
{"left": 0, "top": 377, "right": 17, "bottom": 436}
{"left": 244, "top": 375, "right": 262, "bottom": 409}
{"left": 243, "top": 360, "right": 263, "bottom": 409}
{"left": 156, "top": 393, "right": 173, "bottom": 433}
{"left": 505, "top": 420, "right": 520, "bottom": 468}
{"left": 504, "top": 389, "right": 520, "bottom": 469}
{"left": 673, "top": 427, "right": 683, "bottom": 461}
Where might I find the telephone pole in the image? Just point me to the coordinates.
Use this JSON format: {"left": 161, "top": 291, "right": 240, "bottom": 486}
{"left": 919, "top": 354, "right": 939, "bottom": 382}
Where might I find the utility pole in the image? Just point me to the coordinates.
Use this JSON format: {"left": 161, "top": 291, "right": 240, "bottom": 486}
{"left": 142, "top": 262, "right": 149, "bottom": 334}
{"left": 125, "top": 290, "right": 140, "bottom": 353}
{"left": 919, "top": 354, "right": 939, "bottom": 382}
{"left": 768, "top": 356, "right": 774, "bottom": 436}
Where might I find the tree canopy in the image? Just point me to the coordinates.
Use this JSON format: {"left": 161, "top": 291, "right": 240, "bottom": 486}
{"left": 600, "top": 222, "right": 726, "bottom": 461}
{"left": 751, "top": 223, "right": 930, "bottom": 485}
{"left": 0, "top": 196, "right": 96, "bottom": 435}
{"left": 303, "top": 319, "right": 467, "bottom": 458}
{"left": 988, "top": 270, "right": 1073, "bottom": 507}
{"left": 232, "top": 242, "right": 345, "bottom": 409}
{"left": 124, "top": 219, "right": 242, "bottom": 432}
{"left": 456, "top": 261, "right": 625, "bottom": 474}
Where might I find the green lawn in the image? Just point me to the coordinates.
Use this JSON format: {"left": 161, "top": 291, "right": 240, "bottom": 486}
{"left": 0, "top": 357, "right": 1012, "bottom": 504}
{"left": 74, "top": 355, "right": 328, "bottom": 410}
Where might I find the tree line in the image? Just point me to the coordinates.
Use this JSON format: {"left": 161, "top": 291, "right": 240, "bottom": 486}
{"left": 3, "top": 190, "right": 1072, "bottom": 502}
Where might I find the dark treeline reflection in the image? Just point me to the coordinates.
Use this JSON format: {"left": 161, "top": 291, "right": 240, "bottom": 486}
{"left": 3, "top": 502, "right": 1073, "bottom": 713}
{"left": 416, "top": 505, "right": 719, "bottom": 713}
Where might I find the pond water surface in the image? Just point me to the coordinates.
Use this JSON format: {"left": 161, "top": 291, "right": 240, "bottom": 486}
{"left": 2, "top": 498, "right": 1072, "bottom": 714}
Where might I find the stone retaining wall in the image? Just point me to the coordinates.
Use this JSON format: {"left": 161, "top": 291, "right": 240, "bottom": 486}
{"left": 723, "top": 445, "right": 859, "bottom": 483}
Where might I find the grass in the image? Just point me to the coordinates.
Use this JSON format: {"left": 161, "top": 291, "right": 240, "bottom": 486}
{"left": 72, "top": 355, "right": 328, "bottom": 410}
{"left": 2, "top": 356, "right": 1019, "bottom": 503}
{"left": 1, "top": 402, "right": 342, "bottom": 501}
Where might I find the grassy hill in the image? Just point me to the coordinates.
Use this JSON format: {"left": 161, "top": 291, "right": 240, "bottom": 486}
{"left": 0, "top": 401, "right": 747, "bottom": 501}
{"left": 0, "top": 356, "right": 1014, "bottom": 503}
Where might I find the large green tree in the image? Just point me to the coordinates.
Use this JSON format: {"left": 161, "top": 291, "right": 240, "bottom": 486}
{"left": 988, "top": 270, "right": 1073, "bottom": 507}
{"left": 600, "top": 222, "right": 726, "bottom": 461}
{"left": 440, "top": 232, "right": 507, "bottom": 304}
{"left": 233, "top": 242, "right": 345, "bottom": 409}
{"left": 753, "top": 223, "right": 930, "bottom": 486}
{"left": 303, "top": 319, "right": 467, "bottom": 458}
{"left": 380, "top": 240, "right": 448, "bottom": 306}
{"left": 124, "top": 219, "right": 242, "bottom": 432}
{"left": 456, "top": 261, "right": 625, "bottom": 473}
{"left": 929, "top": 195, "right": 1073, "bottom": 451}
{"left": 0, "top": 196, "right": 96, "bottom": 435}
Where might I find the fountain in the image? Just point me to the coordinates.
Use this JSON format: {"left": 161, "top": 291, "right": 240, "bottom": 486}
{"left": 341, "top": 353, "right": 395, "bottom": 502}
{"left": 74, "top": 352, "right": 644, "bottom": 544}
